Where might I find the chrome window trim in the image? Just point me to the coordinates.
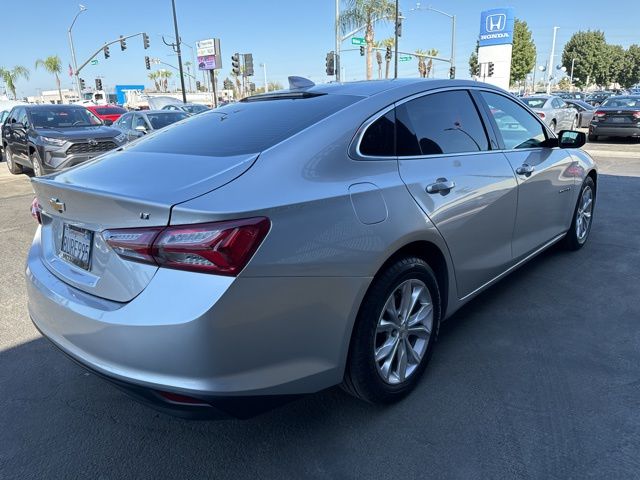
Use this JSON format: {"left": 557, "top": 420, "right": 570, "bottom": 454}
{"left": 351, "top": 85, "right": 556, "bottom": 162}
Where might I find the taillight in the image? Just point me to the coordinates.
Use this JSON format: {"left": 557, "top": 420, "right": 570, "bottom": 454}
{"left": 594, "top": 110, "right": 606, "bottom": 118}
{"left": 30, "top": 198, "right": 42, "bottom": 224}
{"left": 633, "top": 111, "right": 640, "bottom": 119}
{"left": 536, "top": 111, "right": 545, "bottom": 119}
{"left": 103, "top": 217, "right": 270, "bottom": 276}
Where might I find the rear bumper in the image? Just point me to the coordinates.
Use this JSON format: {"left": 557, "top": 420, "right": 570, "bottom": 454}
{"left": 26, "top": 231, "right": 368, "bottom": 412}
{"left": 590, "top": 124, "right": 640, "bottom": 137}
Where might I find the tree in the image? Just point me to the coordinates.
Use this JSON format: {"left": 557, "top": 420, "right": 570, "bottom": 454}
{"left": 147, "top": 71, "right": 160, "bottom": 91}
{"left": 468, "top": 41, "right": 479, "bottom": 77}
{"left": 0, "top": 65, "right": 30, "bottom": 100}
{"left": 620, "top": 45, "right": 640, "bottom": 88}
{"left": 562, "top": 30, "right": 609, "bottom": 88}
{"left": 382, "top": 37, "right": 395, "bottom": 79}
{"left": 416, "top": 49, "right": 438, "bottom": 78}
{"left": 157, "top": 70, "right": 172, "bottom": 92}
{"left": 35, "top": 56, "right": 63, "bottom": 103}
{"left": 510, "top": 19, "right": 536, "bottom": 86}
{"left": 557, "top": 77, "right": 572, "bottom": 91}
{"left": 341, "top": 0, "right": 396, "bottom": 80}
{"left": 605, "top": 44, "right": 626, "bottom": 87}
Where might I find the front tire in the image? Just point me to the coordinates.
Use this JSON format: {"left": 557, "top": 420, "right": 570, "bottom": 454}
{"left": 5, "top": 147, "right": 23, "bottom": 174}
{"left": 31, "top": 151, "right": 44, "bottom": 177}
{"left": 564, "top": 176, "right": 595, "bottom": 250}
{"left": 342, "top": 257, "right": 441, "bottom": 404}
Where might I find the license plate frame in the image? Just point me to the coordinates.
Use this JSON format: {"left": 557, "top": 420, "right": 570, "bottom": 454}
{"left": 611, "top": 116, "right": 627, "bottom": 123}
{"left": 60, "top": 223, "right": 93, "bottom": 271}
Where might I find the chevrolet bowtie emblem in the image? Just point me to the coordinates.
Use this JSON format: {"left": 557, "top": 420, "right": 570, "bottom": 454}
{"left": 48, "top": 198, "right": 65, "bottom": 213}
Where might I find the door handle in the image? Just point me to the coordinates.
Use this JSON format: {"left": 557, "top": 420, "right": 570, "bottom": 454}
{"left": 426, "top": 178, "right": 456, "bottom": 194}
{"left": 516, "top": 164, "right": 535, "bottom": 176}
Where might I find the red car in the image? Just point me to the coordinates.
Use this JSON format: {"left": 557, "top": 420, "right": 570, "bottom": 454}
{"left": 86, "top": 105, "right": 127, "bottom": 125}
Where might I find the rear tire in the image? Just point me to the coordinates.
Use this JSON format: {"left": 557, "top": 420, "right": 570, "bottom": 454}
{"left": 588, "top": 134, "right": 598, "bottom": 142}
{"left": 5, "top": 147, "right": 23, "bottom": 174}
{"left": 342, "top": 257, "right": 441, "bottom": 404}
{"left": 564, "top": 176, "right": 595, "bottom": 251}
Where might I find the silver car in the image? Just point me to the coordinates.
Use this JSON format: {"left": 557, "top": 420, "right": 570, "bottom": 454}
{"left": 520, "top": 95, "right": 579, "bottom": 133}
{"left": 26, "top": 79, "right": 597, "bottom": 418}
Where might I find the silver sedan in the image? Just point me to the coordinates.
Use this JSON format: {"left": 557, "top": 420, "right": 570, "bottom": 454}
{"left": 26, "top": 79, "right": 597, "bottom": 418}
{"left": 521, "top": 95, "right": 579, "bottom": 133}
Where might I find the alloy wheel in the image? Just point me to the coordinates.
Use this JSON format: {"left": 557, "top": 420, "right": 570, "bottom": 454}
{"left": 6, "top": 149, "right": 13, "bottom": 170}
{"left": 32, "top": 156, "right": 43, "bottom": 177}
{"left": 576, "top": 186, "right": 593, "bottom": 242}
{"left": 374, "top": 279, "right": 433, "bottom": 385}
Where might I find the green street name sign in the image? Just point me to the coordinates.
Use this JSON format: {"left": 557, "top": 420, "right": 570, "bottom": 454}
{"left": 351, "top": 37, "right": 366, "bottom": 46}
{"left": 90, "top": 59, "right": 99, "bottom": 65}
{"left": 399, "top": 55, "right": 412, "bottom": 62}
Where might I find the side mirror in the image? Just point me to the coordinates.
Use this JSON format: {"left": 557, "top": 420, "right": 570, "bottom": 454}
{"left": 558, "top": 130, "right": 586, "bottom": 149}
{"left": 135, "top": 125, "right": 147, "bottom": 134}
{"left": 103, "top": 119, "right": 113, "bottom": 126}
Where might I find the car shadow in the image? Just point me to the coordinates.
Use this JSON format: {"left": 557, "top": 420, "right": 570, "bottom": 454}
{"left": 1, "top": 174, "right": 639, "bottom": 479}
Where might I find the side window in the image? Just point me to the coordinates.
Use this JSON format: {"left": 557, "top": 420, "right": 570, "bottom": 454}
{"left": 480, "top": 91, "right": 547, "bottom": 150}
{"left": 133, "top": 115, "right": 147, "bottom": 129}
{"left": 14, "top": 108, "right": 27, "bottom": 126}
{"left": 552, "top": 98, "right": 563, "bottom": 109}
{"left": 120, "top": 113, "right": 133, "bottom": 130}
{"left": 359, "top": 110, "right": 395, "bottom": 157}
{"left": 396, "top": 90, "right": 489, "bottom": 156}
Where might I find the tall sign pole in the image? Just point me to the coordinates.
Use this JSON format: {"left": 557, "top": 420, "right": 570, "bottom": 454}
{"left": 394, "top": 0, "right": 399, "bottom": 79}
{"left": 170, "top": 0, "right": 187, "bottom": 103}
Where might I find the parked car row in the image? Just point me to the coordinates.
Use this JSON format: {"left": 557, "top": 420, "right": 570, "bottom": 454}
{"left": 1, "top": 100, "right": 205, "bottom": 175}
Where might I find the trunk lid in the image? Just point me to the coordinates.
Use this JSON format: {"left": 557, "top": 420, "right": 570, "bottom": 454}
{"left": 597, "top": 108, "right": 640, "bottom": 125}
{"left": 31, "top": 148, "right": 258, "bottom": 302}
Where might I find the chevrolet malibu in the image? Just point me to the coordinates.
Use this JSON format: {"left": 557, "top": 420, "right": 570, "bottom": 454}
{"left": 27, "top": 79, "right": 597, "bottom": 418}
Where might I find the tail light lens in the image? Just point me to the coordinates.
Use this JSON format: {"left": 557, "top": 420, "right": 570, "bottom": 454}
{"left": 31, "top": 198, "right": 42, "bottom": 224}
{"left": 632, "top": 111, "right": 640, "bottom": 119}
{"left": 594, "top": 111, "right": 606, "bottom": 120}
{"left": 536, "top": 111, "right": 545, "bottom": 119}
{"left": 103, "top": 217, "right": 270, "bottom": 276}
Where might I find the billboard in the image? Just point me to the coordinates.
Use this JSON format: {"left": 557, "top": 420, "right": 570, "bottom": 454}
{"left": 479, "top": 8, "right": 515, "bottom": 47}
{"left": 197, "top": 38, "right": 221, "bottom": 70}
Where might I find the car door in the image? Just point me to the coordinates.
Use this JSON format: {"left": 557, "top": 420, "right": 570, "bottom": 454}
{"left": 396, "top": 89, "right": 519, "bottom": 298}
{"left": 478, "top": 91, "right": 576, "bottom": 261}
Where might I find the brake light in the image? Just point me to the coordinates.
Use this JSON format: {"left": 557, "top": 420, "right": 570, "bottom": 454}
{"left": 30, "top": 198, "right": 42, "bottom": 224}
{"left": 536, "top": 111, "right": 545, "bottom": 119}
{"left": 633, "top": 111, "right": 640, "bottom": 119}
{"left": 102, "top": 217, "right": 270, "bottom": 276}
{"left": 594, "top": 110, "right": 606, "bottom": 118}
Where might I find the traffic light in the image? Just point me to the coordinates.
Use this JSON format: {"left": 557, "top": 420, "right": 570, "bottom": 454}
{"left": 142, "top": 32, "right": 150, "bottom": 49}
{"left": 473, "top": 64, "right": 480, "bottom": 77}
{"left": 95, "top": 78, "right": 102, "bottom": 90}
{"left": 385, "top": 46, "right": 392, "bottom": 61}
{"left": 144, "top": 56, "right": 151, "bottom": 70}
{"left": 196, "top": 80, "right": 201, "bottom": 91}
{"left": 120, "top": 35, "right": 127, "bottom": 51}
{"left": 325, "top": 51, "right": 335, "bottom": 76}
{"left": 396, "top": 13, "right": 403, "bottom": 37}
{"left": 231, "top": 53, "right": 240, "bottom": 75}
{"left": 79, "top": 78, "right": 86, "bottom": 90}
{"left": 488, "top": 62, "right": 495, "bottom": 77}
{"left": 249, "top": 82, "right": 256, "bottom": 92}
{"left": 449, "top": 66, "right": 456, "bottom": 79}
{"left": 103, "top": 45, "right": 110, "bottom": 59}
{"left": 244, "top": 53, "right": 254, "bottom": 76}
{"left": 359, "top": 46, "right": 365, "bottom": 56}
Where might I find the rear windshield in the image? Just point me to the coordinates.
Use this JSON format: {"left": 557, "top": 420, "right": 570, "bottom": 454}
{"left": 127, "top": 94, "right": 360, "bottom": 156}
{"left": 145, "top": 112, "right": 189, "bottom": 129}
{"left": 601, "top": 97, "right": 640, "bottom": 108}
{"left": 183, "top": 104, "right": 209, "bottom": 114}
{"left": 95, "top": 106, "right": 126, "bottom": 115}
{"left": 521, "top": 98, "right": 547, "bottom": 109}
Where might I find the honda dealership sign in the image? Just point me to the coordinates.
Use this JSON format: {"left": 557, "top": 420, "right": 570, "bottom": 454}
{"left": 479, "top": 8, "right": 515, "bottom": 46}
{"left": 477, "top": 8, "right": 515, "bottom": 90}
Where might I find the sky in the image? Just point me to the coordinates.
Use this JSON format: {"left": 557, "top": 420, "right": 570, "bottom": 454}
{"left": 1, "top": 0, "right": 639, "bottom": 97}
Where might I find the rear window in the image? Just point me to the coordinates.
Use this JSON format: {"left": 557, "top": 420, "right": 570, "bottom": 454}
{"left": 145, "top": 112, "right": 188, "bottom": 129}
{"left": 601, "top": 97, "right": 640, "bottom": 108}
{"left": 127, "top": 94, "right": 360, "bottom": 156}
{"left": 521, "top": 98, "right": 547, "bottom": 109}
{"left": 95, "top": 106, "right": 126, "bottom": 115}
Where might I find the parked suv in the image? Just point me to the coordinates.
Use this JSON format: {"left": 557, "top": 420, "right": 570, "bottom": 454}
{"left": 1, "top": 104, "right": 126, "bottom": 176}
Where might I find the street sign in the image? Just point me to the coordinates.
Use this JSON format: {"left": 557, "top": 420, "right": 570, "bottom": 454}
{"left": 90, "top": 59, "right": 99, "bottom": 65}
{"left": 400, "top": 56, "right": 412, "bottom": 62}
{"left": 351, "top": 37, "right": 366, "bottom": 46}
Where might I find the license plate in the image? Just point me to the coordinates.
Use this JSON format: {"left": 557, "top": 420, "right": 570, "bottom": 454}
{"left": 60, "top": 224, "right": 93, "bottom": 270}
{"left": 611, "top": 117, "right": 627, "bottom": 123}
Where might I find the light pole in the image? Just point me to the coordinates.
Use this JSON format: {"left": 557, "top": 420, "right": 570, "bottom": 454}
{"left": 170, "top": 0, "right": 187, "bottom": 103}
{"left": 569, "top": 57, "right": 577, "bottom": 90}
{"left": 68, "top": 4, "right": 87, "bottom": 101}
{"left": 260, "top": 63, "right": 268, "bottom": 93}
{"left": 411, "top": 4, "right": 456, "bottom": 78}
{"left": 335, "top": 0, "right": 341, "bottom": 81}
{"left": 546, "top": 26, "right": 559, "bottom": 94}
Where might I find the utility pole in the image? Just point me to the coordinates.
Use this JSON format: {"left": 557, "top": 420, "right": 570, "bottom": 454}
{"left": 546, "top": 26, "right": 559, "bottom": 95}
{"left": 261, "top": 63, "right": 268, "bottom": 93}
{"left": 68, "top": 4, "right": 87, "bottom": 101}
{"left": 570, "top": 57, "right": 577, "bottom": 91}
{"left": 170, "top": 0, "right": 187, "bottom": 103}
{"left": 335, "top": 0, "right": 341, "bottom": 81}
{"left": 394, "top": 0, "right": 399, "bottom": 79}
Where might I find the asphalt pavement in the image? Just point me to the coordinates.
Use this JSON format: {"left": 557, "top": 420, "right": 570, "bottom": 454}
{"left": 1, "top": 146, "right": 639, "bottom": 480}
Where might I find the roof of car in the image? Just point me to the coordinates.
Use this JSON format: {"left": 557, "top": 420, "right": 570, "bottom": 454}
{"left": 25, "top": 104, "right": 87, "bottom": 110}
{"left": 139, "top": 109, "right": 188, "bottom": 115}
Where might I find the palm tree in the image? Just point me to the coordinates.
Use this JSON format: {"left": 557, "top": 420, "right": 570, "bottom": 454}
{"left": 158, "top": 70, "right": 172, "bottom": 92}
{"left": 373, "top": 40, "right": 383, "bottom": 79}
{"left": 0, "top": 66, "right": 30, "bottom": 100}
{"left": 341, "top": 0, "right": 396, "bottom": 80}
{"left": 148, "top": 71, "right": 160, "bottom": 91}
{"left": 416, "top": 49, "right": 439, "bottom": 78}
{"left": 35, "top": 56, "right": 63, "bottom": 103}
{"left": 382, "top": 37, "right": 395, "bottom": 79}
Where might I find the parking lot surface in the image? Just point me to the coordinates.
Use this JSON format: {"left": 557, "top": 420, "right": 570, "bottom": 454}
{"left": 1, "top": 145, "right": 639, "bottom": 479}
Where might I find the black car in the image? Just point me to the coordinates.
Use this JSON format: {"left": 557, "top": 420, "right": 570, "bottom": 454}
{"left": 556, "top": 91, "right": 587, "bottom": 101}
{"left": 585, "top": 91, "right": 614, "bottom": 107}
{"left": 1, "top": 104, "right": 126, "bottom": 176}
{"left": 564, "top": 99, "right": 596, "bottom": 128}
{"left": 589, "top": 96, "right": 640, "bottom": 141}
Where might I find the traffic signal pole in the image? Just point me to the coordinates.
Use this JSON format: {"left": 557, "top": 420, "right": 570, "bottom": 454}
{"left": 335, "top": 0, "right": 341, "bottom": 82}
{"left": 170, "top": 0, "right": 187, "bottom": 103}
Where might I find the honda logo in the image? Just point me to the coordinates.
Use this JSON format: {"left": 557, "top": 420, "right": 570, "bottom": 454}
{"left": 486, "top": 14, "right": 507, "bottom": 32}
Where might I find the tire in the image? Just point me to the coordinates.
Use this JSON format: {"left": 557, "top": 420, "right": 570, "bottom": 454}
{"left": 564, "top": 176, "right": 595, "bottom": 251}
{"left": 550, "top": 120, "right": 557, "bottom": 134}
{"left": 31, "top": 151, "right": 44, "bottom": 177}
{"left": 5, "top": 147, "right": 23, "bottom": 174}
{"left": 342, "top": 257, "right": 441, "bottom": 404}
{"left": 570, "top": 116, "right": 577, "bottom": 130}
{"left": 588, "top": 134, "right": 598, "bottom": 142}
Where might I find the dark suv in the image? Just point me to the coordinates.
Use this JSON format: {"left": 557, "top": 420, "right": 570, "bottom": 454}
{"left": 1, "top": 104, "right": 126, "bottom": 176}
